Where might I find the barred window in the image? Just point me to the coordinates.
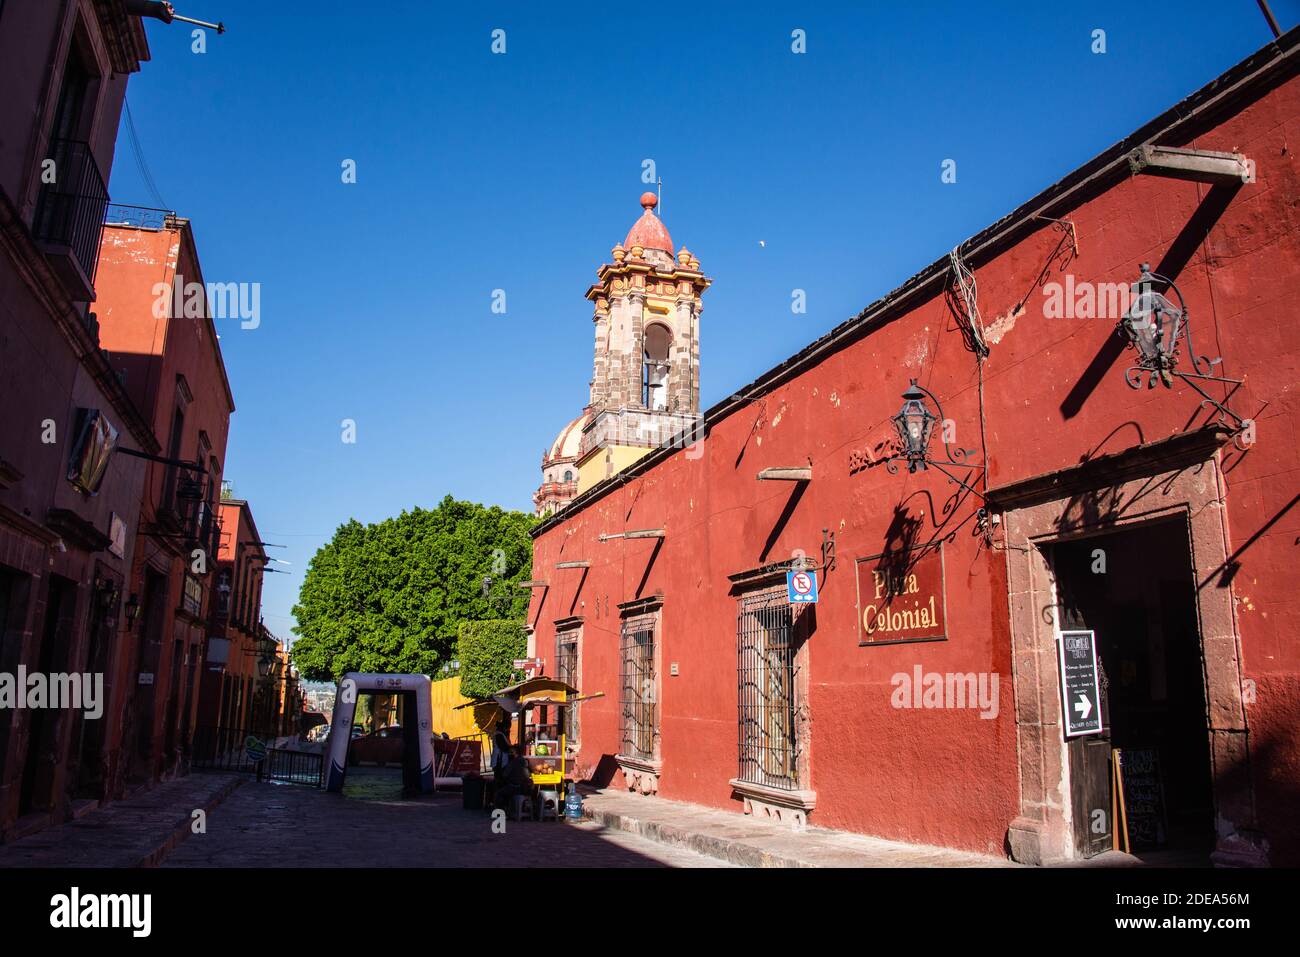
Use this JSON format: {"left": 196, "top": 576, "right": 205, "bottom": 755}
{"left": 619, "top": 611, "right": 658, "bottom": 761}
{"left": 737, "top": 588, "right": 798, "bottom": 790}
{"left": 555, "top": 626, "right": 580, "bottom": 749}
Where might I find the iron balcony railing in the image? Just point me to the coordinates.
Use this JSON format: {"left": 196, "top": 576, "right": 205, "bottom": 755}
{"left": 104, "top": 203, "right": 175, "bottom": 230}
{"left": 33, "top": 138, "right": 109, "bottom": 286}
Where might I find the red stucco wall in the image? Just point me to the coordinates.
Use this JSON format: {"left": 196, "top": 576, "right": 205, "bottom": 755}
{"left": 530, "top": 68, "right": 1300, "bottom": 860}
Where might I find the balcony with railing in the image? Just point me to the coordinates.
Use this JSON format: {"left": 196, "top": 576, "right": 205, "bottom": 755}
{"left": 104, "top": 203, "right": 177, "bottom": 231}
{"left": 32, "top": 138, "right": 110, "bottom": 301}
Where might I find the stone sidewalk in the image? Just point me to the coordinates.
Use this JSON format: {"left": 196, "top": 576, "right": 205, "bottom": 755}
{"left": 0, "top": 773, "right": 243, "bottom": 868}
{"left": 579, "top": 788, "right": 1016, "bottom": 867}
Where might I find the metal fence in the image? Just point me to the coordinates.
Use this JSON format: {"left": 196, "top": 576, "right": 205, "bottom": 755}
{"left": 191, "top": 726, "right": 323, "bottom": 787}
{"left": 736, "top": 589, "right": 799, "bottom": 790}
{"left": 191, "top": 725, "right": 265, "bottom": 773}
{"left": 263, "top": 748, "right": 323, "bottom": 787}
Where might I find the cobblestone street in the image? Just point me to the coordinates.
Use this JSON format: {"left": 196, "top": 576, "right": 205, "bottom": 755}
{"left": 158, "top": 770, "right": 729, "bottom": 868}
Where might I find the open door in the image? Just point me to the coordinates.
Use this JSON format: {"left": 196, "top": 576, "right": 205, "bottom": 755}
{"left": 1050, "top": 519, "right": 1214, "bottom": 860}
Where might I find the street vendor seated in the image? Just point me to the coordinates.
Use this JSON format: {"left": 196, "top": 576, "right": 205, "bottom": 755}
{"left": 490, "top": 730, "right": 511, "bottom": 785}
{"left": 493, "top": 745, "right": 534, "bottom": 811}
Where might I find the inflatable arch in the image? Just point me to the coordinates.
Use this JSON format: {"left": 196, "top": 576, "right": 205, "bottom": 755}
{"left": 326, "top": 673, "right": 434, "bottom": 793}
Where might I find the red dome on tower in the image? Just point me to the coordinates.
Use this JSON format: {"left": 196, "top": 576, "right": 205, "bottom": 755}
{"left": 624, "top": 191, "right": 673, "bottom": 254}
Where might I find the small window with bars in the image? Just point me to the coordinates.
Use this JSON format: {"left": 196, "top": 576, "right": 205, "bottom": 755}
{"left": 618, "top": 611, "right": 658, "bottom": 761}
{"left": 736, "top": 588, "right": 799, "bottom": 790}
{"left": 555, "top": 627, "right": 580, "bottom": 749}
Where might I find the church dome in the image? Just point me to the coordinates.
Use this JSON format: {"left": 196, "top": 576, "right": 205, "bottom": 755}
{"left": 545, "top": 412, "right": 588, "bottom": 465}
{"left": 623, "top": 192, "right": 673, "bottom": 255}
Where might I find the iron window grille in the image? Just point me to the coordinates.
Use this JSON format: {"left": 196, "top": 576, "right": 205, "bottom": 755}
{"left": 736, "top": 588, "right": 799, "bottom": 791}
{"left": 619, "top": 612, "right": 657, "bottom": 761}
{"left": 555, "top": 629, "right": 580, "bottom": 748}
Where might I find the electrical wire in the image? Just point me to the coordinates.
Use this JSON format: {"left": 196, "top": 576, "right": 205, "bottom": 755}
{"left": 944, "top": 247, "right": 995, "bottom": 547}
{"left": 122, "top": 97, "right": 170, "bottom": 210}
{"left": 946, "top": 247, "right": 989, "bottom": 359}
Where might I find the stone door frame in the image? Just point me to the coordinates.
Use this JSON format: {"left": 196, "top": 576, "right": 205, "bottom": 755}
{"left": 993, "top": 435, "right": 1261, "bottom": 865}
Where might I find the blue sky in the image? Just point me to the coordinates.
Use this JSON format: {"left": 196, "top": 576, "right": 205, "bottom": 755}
{"left": 108, "top": 1, "right": 1294, "bottom": 643}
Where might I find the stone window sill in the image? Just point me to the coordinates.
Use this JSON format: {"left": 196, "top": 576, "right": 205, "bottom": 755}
{"left": 616, "top": 754, "right": 662, "bottom": 795}
{"left": 729, "top": 778, "right": 817, "bottom": 828}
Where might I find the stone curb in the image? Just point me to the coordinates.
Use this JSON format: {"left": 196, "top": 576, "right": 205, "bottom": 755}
{"left": 581, "top": 804, "right": 816, "bottom": 868}
{"left": 134, "top": 775, "right": 245, "bottom": 868}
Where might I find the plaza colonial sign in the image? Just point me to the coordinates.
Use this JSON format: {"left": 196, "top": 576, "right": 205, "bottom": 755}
{"left": 855, "top": 545, "right": 947, "bottom": 645}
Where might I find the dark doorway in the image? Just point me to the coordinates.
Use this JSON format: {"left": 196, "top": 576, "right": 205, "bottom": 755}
{"left": 1051, "top": 519, "right": 1214, "bottom": 860}
{"left": 128, "top": 567, "right": 168, "bottom": 783}
{"left": 0, "top": 567, "right": 32, "bottom": 765}
{"left": 19, "top": 575, "right": 77, "bottom": 816}
{"left": 70, "top": 574, "right": 118, "bottom": 799}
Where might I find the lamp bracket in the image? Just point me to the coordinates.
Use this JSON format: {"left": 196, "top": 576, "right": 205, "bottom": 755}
{"left": 1118, "top": 264, "right": 1248, "bottom": 434}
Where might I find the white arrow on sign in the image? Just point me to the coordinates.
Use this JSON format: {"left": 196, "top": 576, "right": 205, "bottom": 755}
{"left": 1074, "top": 692, "right": 1093, "bottom": 720}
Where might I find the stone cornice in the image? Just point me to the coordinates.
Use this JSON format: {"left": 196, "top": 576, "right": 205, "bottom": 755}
{"left": 0, "top": 503, "right": 61, "bottom": 547}
{"left": 92, "top": 0, "right": 152, "bottom": 75}
{"left": 985, "top": 427, "right": 1231, "bottom": 513}
{"left": 585, "top": 261, "right": 711, "bottom": 301}
{"left": 47, "top": 507, "right": 113, "bottom": 552}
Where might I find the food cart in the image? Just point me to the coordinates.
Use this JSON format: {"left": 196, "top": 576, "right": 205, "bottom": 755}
{"left": 458, "top": 676, "right": 602, "bottom": 819}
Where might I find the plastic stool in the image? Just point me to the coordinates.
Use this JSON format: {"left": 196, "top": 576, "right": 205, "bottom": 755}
{"left": 510, "top": 794, "right": 533, "bottom": 821}
{"left": 537, "top": 788, "right": 559, "bottom": 821}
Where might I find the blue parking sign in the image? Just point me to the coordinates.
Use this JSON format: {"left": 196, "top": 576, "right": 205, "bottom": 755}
{"left": 787, "top": 569, "right": 818, "bottom": 604}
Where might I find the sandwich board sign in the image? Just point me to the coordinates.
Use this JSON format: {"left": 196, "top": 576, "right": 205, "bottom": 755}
{"left": 1058, "top": 629, "right": 1103, "bottom": 737}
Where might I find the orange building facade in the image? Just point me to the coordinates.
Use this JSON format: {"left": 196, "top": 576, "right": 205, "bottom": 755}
{"left": 0, "top": 1, "right": 290, "bottom": 842}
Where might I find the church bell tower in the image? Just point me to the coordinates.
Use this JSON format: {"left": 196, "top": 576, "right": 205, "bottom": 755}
{"left": 575, "top": 192, "right": 711, "bottom": 492}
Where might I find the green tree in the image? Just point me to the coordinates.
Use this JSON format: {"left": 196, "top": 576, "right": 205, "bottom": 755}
{"left": 457, "top": 620, "right": 528, "bottom": 699}
{"left": 290, "top": 495, "right": 535, "bottom": 682}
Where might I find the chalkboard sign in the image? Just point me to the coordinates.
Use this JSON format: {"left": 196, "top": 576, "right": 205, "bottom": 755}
{"left": 1058, "top": 630, "right": 1104, "bottom": 737}
{"left": 1115, "top": 748, "right": 1167, "bottom": 851}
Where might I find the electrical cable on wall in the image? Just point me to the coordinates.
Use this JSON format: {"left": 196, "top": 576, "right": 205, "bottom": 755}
{"left": 945, "top": 247, "right": 994, "bottom": 540}
{"left": 946, "top": 247, "right": 988, "bottom": 359}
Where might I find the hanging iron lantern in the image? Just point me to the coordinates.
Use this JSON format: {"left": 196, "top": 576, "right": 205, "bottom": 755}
{"left": 892, "top": 380, "right": 938, "bottom": 472}
{"left": 881, "top": 379, "right": 986, "bottom": 510}
{"left": 124, "top": 593, "right": 141, "bottom": 630}
{"left": 1120, "top": 263, "right": 1186, "bottom": 388}
{"left": 1116, "top": 263, "right": 1247, "bottom": 430}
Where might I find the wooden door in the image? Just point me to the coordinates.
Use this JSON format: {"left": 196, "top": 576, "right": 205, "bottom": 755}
{"left": 1054, "top": 543, "right": 1114, "bottom": 857}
